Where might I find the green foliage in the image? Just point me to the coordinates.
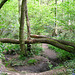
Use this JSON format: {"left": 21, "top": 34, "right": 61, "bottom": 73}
{"left": 53, "top": 64, "right": 64, "bottom": 69}
{"left": 26, "top": 45, "right": 43, "bottom": 57}
{"left": 19, "top": 55, "right": 26, "bottom": 60}
{"left": 8, "top": 0, "right": 10, "bottom": 1}
{"left": 4, "top": 44, "right": 20, "bottom": 51}
{"left": 0, "top": 0, "right": 75, "bottom": 38}
{"left": 28, "top": 2, "right": 54, "bottom": 34}
{"left": 0, "top": 43, "right": 4, "bottom": 53}
{"left": 0, "top": 0, "right": 19, "bottom": 38}
{"left": 5, "top": 58, "right": 24, "bottom": 67}
{"left": 27, "top": 59, "right": 37, "bottom": 65}
{"left": 48, "top": 63, "right": 53, "bottom": 69}
{"left": 0, "top": 73, "right": 8, "bottom": 75}
{"left": 33, "top": 47, "right": 42, "bottom": 55}
{"left": 63, "top": 59, "right": 75, "bottom": 75}
{"left": 1, "top": 44, "right": 20, "bottom": 54}
{"left": 64, "top": 59, "right": 75, "bottom": 69}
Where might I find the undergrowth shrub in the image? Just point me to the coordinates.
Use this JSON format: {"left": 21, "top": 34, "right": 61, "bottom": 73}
{"left": 64, "top": 59, "right": 75, "bottom": 69}
{"left": 1, "top": 43, "right": 20, "bottom": 54}
{"left": 64, "top": 59, "right": 75, "bottom": 75}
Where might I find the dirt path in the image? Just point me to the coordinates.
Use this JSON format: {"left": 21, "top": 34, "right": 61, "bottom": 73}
{"left": 42, "top": 44, "right": 57, "bottom": 60}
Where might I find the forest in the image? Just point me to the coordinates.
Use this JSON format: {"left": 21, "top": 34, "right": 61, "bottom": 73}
{"left": 0, "top": 0, "right": 75, "bottom": 75}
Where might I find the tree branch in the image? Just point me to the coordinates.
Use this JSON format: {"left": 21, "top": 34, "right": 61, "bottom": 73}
{"left": 30, "top": 34, "right": 75, "bottom": 48}
{"left": 0, "top": 0, "right": 7, "bottom": 9}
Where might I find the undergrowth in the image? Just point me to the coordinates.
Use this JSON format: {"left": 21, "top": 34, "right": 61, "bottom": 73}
{"left": 27, "top": 59, "right": 37, "bottom": 65}
{"left": 53, "top": 59, "right": 75, "bottom": 75}
{"left": 0, "top": 43, "right": 42, "bottom": 57}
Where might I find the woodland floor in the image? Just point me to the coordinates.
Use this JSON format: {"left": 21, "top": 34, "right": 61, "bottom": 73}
{"left": 0, "top": 44, "right": 66, "bottom": 75}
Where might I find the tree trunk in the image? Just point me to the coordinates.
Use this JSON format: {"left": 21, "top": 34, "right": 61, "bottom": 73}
{"left": 52, "top": 0, "right": 58, "bottom": 37}
{"left": 0, "top": 0, "right": 7, "bottom": 9}
{"left": 19, "top": 0, "right": 26, "bottom": 55}
{"left": 25, "top": 0, "right": 31, "bottom": 51}
{"left": 0, "top": 38, "right": 75, "bottom": 53}
{"left": 55, "top": 0, "right": 57, "bottom": 36}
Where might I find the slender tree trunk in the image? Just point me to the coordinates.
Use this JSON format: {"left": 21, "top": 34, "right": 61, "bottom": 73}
{"left": 19, "top": 0, "right": 26, "bottom": 55}
{"left": 55, "top": 0, "right": 58, "bottom": 36}
{"left": 25, "top": 0, "right": 31, "bottom": 51}
{"left": 52, "top": 0, "right": 58, "bottom": 36}
{"left": 0, "top": 0, "right": 7, "bottom": 9}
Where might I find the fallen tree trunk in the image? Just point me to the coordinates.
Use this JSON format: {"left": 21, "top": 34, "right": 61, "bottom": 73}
{"left": 30, "top": 34, "right": 75, "bottom": 48}
{"left": 0, "top": 0, "right": 7, "bottom": 9}
{"left": 0, "top": 38, "right": 75, "bottom": 53}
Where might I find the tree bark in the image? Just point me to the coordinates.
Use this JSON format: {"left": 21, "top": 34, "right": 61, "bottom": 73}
{"left": 25, "top": 0, "right": 31, "bottom": 51}
{"left": 52, "top": 0, "right": 58, "bottom": 37}
{"left": 19, "top": 0, "right": 26, "bottom": 55}
{"left": 0, "top": 38, "right": 75, "bottom": 53}
{"left": 30, "top": 34, "right": 75, "bottom": 48}
{"left": 55, "top": 0, "right": 57, "bottom": 36}
{"left": 0, "top": 0, "right": 7, "bottom": 9}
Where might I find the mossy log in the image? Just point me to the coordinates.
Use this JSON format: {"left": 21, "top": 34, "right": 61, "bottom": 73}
{"left": 30, "top": 34, "right": 75, "bottom": 48}
{"left": 0, "top": 38, "right": 75, "bottom": 53}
